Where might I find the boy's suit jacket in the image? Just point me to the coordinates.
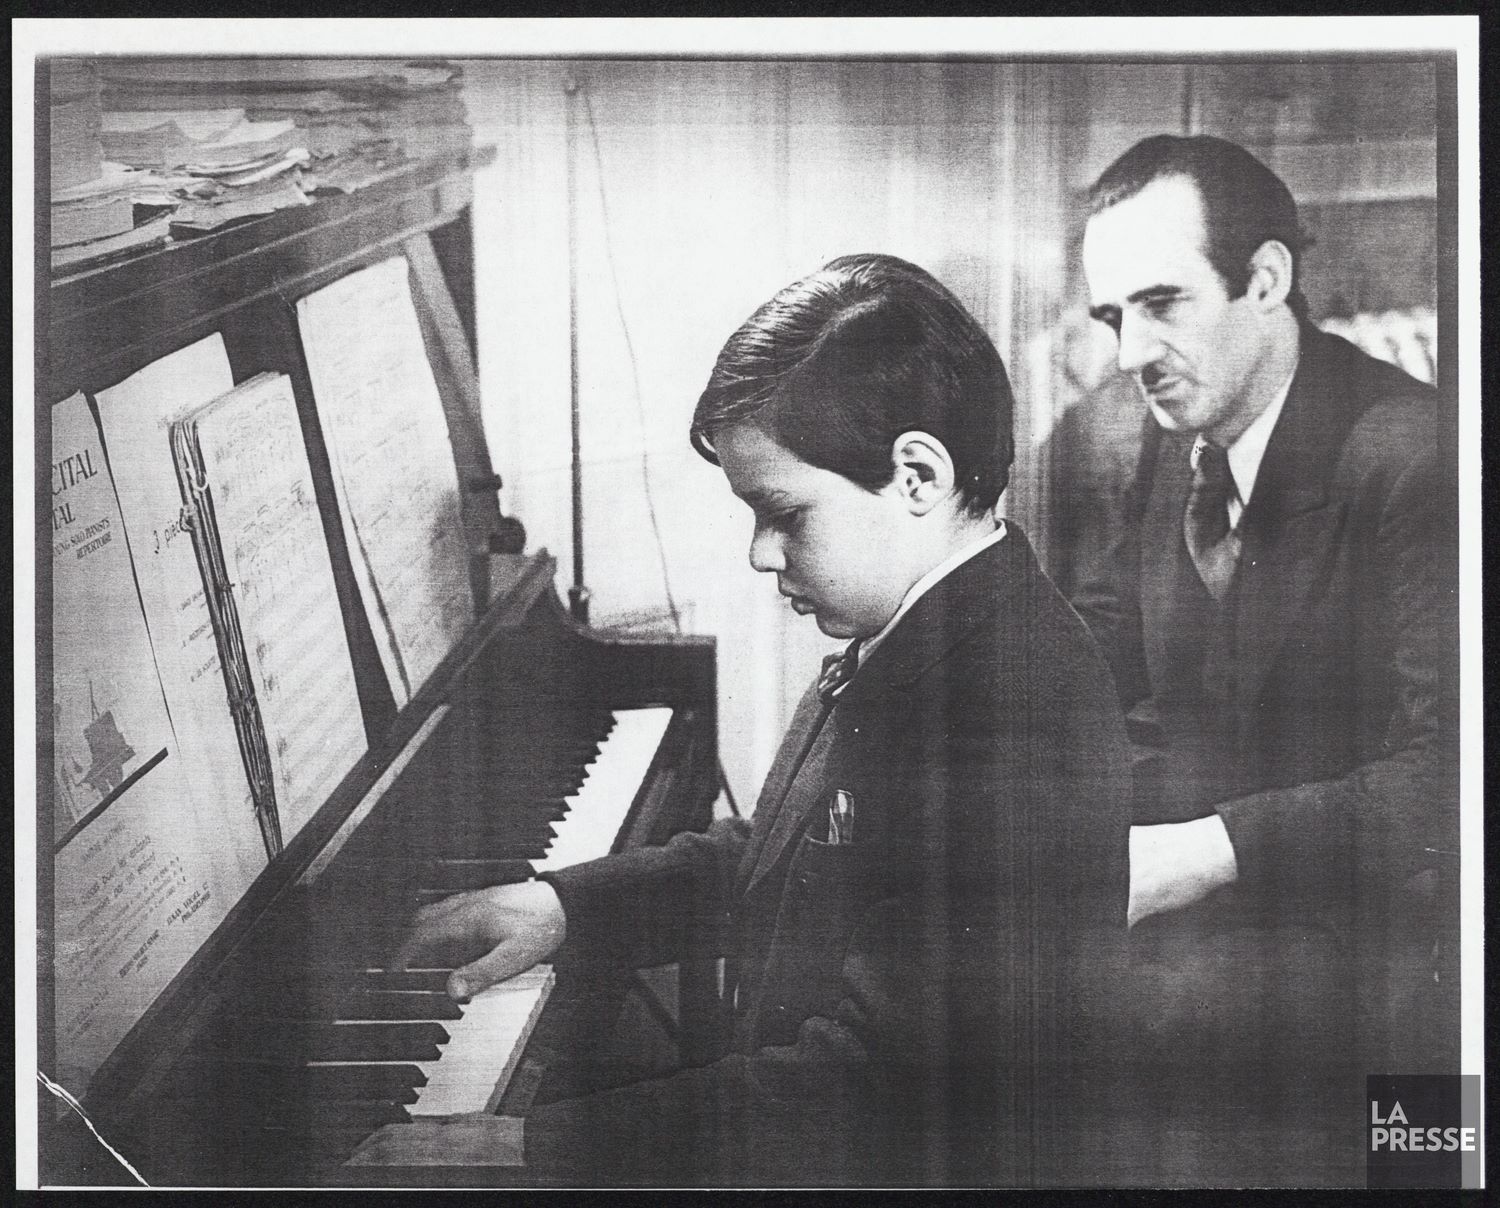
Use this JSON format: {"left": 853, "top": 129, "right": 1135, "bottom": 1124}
{"left": 528, "top": 526, "right": 1132, "bottom": 1186}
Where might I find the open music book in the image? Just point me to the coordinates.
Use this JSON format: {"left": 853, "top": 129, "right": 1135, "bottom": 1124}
{"left": 169, "top": 371, "right": 368, "bottom": 859}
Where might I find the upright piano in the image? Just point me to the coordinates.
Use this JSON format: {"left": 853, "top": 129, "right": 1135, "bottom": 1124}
{"left": 39, "top": 145, "right": 721, "bottom": 1186}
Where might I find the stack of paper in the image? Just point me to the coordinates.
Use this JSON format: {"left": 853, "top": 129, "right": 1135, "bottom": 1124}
{"left": 50, "top": 214, "right": 174, "bottom": 273}
{"left": 49, "top": 60, "right": 105, "bottom": 192}
{"left": 166, "top": 119, "right": 312, "bottom": 231}
{"left": 50, "top": 162, "right": 138, "bottom": 249}
{"left": 180, "top": 117, "right": 299, "bottom": 171}
{"left": 48, "top": 61, "right": 138, "bottom": 251}
{"left": 53, "top": 58, "right": 472, "bottom": 270}
{"left": 100, "top": 108, "right": 245, "bottom": 169}
{"left": 100, "top": 57, "right": 474, "bottom": 198}
{"left": 94, "top": 109, "right": 311, "bottom": 233}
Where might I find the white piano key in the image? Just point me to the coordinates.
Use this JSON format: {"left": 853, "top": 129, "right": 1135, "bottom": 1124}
{"left": 531, "top": 707, "right": 672, "bottom": 875}
{"left": 408, "top": 965, "right": 556, "bottom": 1118}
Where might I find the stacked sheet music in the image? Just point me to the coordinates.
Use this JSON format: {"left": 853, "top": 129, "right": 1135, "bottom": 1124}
{"left": 101, "top": 58, "right": 473, "bottom": 198}
{"left": 49, "top": 58, "right": 473, "bottom": 272}
{"left": 48, "top": 60, "right": 140, "bottom": 257}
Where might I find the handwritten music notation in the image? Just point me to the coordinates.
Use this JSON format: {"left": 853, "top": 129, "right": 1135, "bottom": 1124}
{"left": 187, "top": 372, "right": 369, "bottom": 847}
{"left": 296, "top": 255, "right": 474, "bottom": 708}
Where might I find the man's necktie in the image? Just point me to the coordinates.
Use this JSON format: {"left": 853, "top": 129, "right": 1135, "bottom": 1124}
{"left": 816, "top": 639, "right": 863, "bottom": 704}
{"left": 1183, "top": 438, "right": 1241, "bottom": 601}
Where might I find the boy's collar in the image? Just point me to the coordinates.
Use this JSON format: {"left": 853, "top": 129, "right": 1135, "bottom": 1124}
{"left": 855, "top": 519, "right": 1008, "bottom": 672}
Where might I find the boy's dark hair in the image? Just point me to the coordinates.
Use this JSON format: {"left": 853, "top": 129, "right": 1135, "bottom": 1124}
{"left": 1088, "top": 134, "right": 1312, "bottom": 322}
{"left": 690, "top": 253, "right": 1015, "bottom": 517}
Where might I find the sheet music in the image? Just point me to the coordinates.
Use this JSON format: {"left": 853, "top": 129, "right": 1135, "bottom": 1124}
{"left": 50, "top": 394, "right": 228, "bottom": 1093}
{"left": 296, "top": 256, "right": 474, "bottom": 706}
{"left": 50, "top": 393, "right": 175, "bottom": 844}
{"left": 53, "top": 752, "right": 223, "bottom": 1095}
{"left": 93, "top": 335, "right": 265, "bottom": 896}
{"left": 191, "top": 373, "right": 368, "bottom": 844}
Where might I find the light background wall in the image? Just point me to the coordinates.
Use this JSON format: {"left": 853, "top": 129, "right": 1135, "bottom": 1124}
{"left": 458, "top": 58, "right": 1436, "bottom": 812}
{"left": 462, "top": 59, "right": 1082, "bottom": 809}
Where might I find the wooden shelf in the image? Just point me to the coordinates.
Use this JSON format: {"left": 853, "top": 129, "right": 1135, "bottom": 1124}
{"left": 46, "top": 146, "right": 495, "bottom": 399}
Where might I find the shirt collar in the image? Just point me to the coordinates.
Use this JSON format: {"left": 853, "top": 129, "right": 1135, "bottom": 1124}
{"left": 1224, "top": 359, "right": 1298, "bottom": 509}
{"left": 856, "top": 520, "right": 1007, "bottom": 670}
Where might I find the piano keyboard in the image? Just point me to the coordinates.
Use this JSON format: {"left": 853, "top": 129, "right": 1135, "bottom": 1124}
{"left": 154, "top": 705, "right": 680, "bottom": 1180}
{"left": 533, "top": 707, "right": 672, "bottom": 873}
{"left": 351, "top": 708, "right": 672, "bottom": 1118}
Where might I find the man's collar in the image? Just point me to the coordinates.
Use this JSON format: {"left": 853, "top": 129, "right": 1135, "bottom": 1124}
{"left": 1223, "top": 356, "right": 1299, "bottom": 510}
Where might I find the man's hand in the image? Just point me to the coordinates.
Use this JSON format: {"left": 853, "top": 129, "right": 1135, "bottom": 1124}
{"left": 346, "top": 1113, "right": 524, "bottom": 1167}
{"left": 1128, "top": 815, "right": 1239, "bottom": 928}
{"left": 393, "top": 880, "right": 567, "bottom": 999}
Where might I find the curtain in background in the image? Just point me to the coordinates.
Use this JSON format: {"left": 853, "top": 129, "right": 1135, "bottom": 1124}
{"left": 463, "top": 59, "right": 1082, "bottom": 810}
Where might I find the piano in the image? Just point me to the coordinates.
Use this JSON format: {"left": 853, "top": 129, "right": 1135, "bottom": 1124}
{"left": 40, "top": 143, "right": 721, "bottom": 1186}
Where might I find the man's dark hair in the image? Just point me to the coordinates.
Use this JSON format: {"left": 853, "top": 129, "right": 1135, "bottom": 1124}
{"left": 690, "top": 253, "right": 1015, "bottom": 517}
{"left": 1088, "top": 134, "right": 1312, "bottom": 322}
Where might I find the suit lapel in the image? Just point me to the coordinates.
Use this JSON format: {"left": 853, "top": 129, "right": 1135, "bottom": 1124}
{"left": 1231, "top": 328, "right": 1358, "bottom": 704}
{"left": 735, "top": 682, "right": 830, "bottom": 896}
{"left": 741, "top": 706, "right": 841, "bottom": 896}
{"left": 1140, "top": 434, "right": 1195, "bottom": 687}
{"left": 739, "top": 529, "right": 1023, "bottom": 898}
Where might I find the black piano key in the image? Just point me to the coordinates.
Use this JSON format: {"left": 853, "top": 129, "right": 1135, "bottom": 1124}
{"left": 340, "top": 991, "right": 464, "bottom": 1021}
{"left": 147, "top": 1076, "right": 416, "bottom": 1131}
{"left": 192, "top": 1018, "right": 449, "bottom": 1063}
{"left": 422, "top": 858, "right": 540, "bottom": 890}
{"left": 347, "top": 790, "right": 575, "bottom": 852}
{"left": 413, "top": 886, "right": 510, "bottom": 905}
{"left": 302, "top": 1021, "right": 450, "bottom": 1062}
{"left": 428, "top": 819, "right": 558, "bottom": 854}
{"left": 235, "top": 936, "right": 410, "bottom": 986}
{"left": 362, "top": 968, "right": 456, "bottom": 992}
{"left": 332, "top": 857, "right": 535, "bottom": 892}
{"left": 422, "top": 726, "right": 606, "bottom": 766}
{"left": 302, "top": 1063, "right": 428, "bottom": 1102}
{"left": 410, "top": 802, "right": 570, "bottom": 838}
{"left": 168, "top": 1056, "right": 427, "bottom": 1102}
{"left": 429, "top": 766, "right": 598, "bottom": 795}
{"left": 431, "top": 814, "right": 570, "bottom": 848}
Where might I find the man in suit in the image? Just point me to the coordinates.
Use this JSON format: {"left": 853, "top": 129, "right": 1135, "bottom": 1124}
{"left": 354, "top": 253, "right": 1133, "bottom": 1185}
{"left": 1072, "top": 135, "right": 1456, "bottom": 1183}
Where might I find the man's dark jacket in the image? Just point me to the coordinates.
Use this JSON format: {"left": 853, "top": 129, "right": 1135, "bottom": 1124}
{"left": 1070, "top": 323, "right": 1456, "bottom": 1070}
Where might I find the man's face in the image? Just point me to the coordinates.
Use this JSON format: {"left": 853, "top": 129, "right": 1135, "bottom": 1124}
{"left": 1082, "top": 175, "right": 1267, "bottom": 444}
{"left": 714, "top": 422, "right": 907, "bottom": 640}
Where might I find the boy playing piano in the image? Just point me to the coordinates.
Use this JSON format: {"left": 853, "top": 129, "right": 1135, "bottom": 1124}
{"left": 357, "top": 253, "right": 1132, "bottom": 1185}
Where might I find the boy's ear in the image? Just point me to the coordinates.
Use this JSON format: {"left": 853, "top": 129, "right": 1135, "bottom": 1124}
{"left": 889, "top": 430, "right": 955, "bottom": 516}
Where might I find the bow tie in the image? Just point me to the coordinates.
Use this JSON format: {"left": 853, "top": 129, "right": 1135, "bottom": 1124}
{"left": 817, "top": 640, "right": 863, "bottom": 704}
